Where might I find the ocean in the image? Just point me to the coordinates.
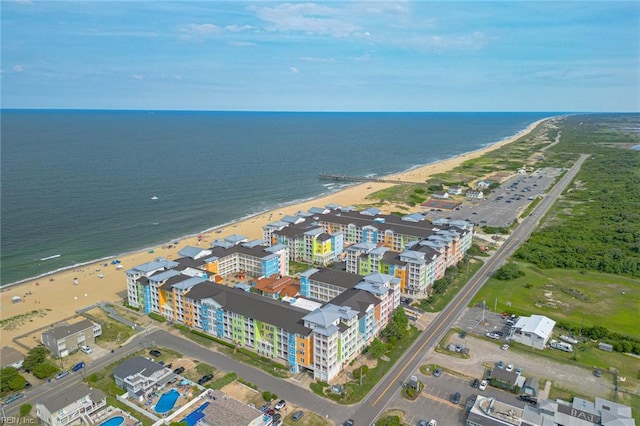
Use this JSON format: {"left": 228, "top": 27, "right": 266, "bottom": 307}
{"left": 0, "top": 110, "right": 556, "bottom": 286}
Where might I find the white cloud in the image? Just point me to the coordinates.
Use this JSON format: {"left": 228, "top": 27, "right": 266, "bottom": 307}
{"left": 178, "top": 23, "right": 222, "bottom": 36}
{"left": 252, "top": 3, "right": 360, "bottom": 37}
{"left": 224, "top": 24, "right": 255, "bottom": 33}
{"left": 133, "top": 74, "right": 143, "bottom": 80}
{"left": 289, "top": 66, "right": 299, "bottom": 74}
{"left": 12, "top": 65, "right": 24, "bottom": 72}
{"left": 229, "top": 41, "right": 256, "bottom": 47}
{"left": 300, "top": 56, "right": 336, "bottom": 63}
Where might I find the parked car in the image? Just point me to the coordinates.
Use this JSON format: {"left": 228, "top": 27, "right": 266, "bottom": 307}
{"left": 450, "top": 392, "right": 461, "bottom": 404}
{"left": 496, "top": 360, "right": 504, "bottom": 369}
{"left": 479, "top": 380, "right": 488, "bottom": 391}
{"left": 291, "top": 411, "right": 305, "bottom": 422}
{"left": 24, "top": 381, "right": 32, "bottom": 389}
{"left": 342, "top": 420, "right": 355, "bottom": 426}
{"left": 3, "top": 393, "right": 25, "bottom": 405}
{"left": 506, "top": 364, "right": 514, "bottom": 372}
{"left": 197, "top": 374, "right": 213, "bottom": 385}
{"left": 515, "top": 367, "right": 522, "bottom": 375}
{"left": 173, "top": 366, "right": 185, "bottom": 375}
{"left": 594, "top": 369, "right": 602, "bottom": 377}
{"left": 433, "top": 368, "right": 441, "bottom": 377}
{"left": 471, "top": 378, "right": 479, "bottom": 388}
{"left": 149, "top": 349, "right": 161, "bottom": 357}
{"left": 418, "top": 421, "right": 428, "bottom": 426}
{"left": 259, "top": 404, "right": 271, "bottom": 413}
{"left": 501, "top": 344, "right": 510, "bottom": 351}
{"left": 518, "top": 395, "right": 538, "bottom": 405}
{"left": 72, "top": 362, "right": 85, "bottom": 372}
{"left": 486, "top": 332, "right": 501, "bottom": 340}
{"left": 274, "top": 399, "right": 286, "bottom": 410}
{"left": 271, "top": 414, "right": 282, "bottom": 423}
{"left": 428, "top": 420, "right": 437, "bottom": 426}
{"left": 55, "top": 370, "right": 70, "bottom": 380}
{"left": 80, "top": 345, "right": 92, "bottom": 354}
{"left": 486, "top": 369, "right": 493, "bottom": 380}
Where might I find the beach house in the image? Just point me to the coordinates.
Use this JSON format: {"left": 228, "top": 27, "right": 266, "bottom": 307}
{"left": 0, "top": 346, "right": 25, "bottom": 370}
{"left": 113, "top": 356, "right": 174, "bottom": 401}
{"left": 41, "top": 319, "right": 102, "bottom": 358}
{"left": 36, "top": 383, "right": 106, "bottom": 426}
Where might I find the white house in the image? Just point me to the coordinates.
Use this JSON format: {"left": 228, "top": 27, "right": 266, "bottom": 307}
{"left": 466, "top": 190, "right": 484, "bottom": 200}
{"left": 0, "top": 346, "right": 24, "bottom": 370}
{"left": 509, "top": 315, "right": 555, "bottom": 350}
{"left": 448, "top": 186, "right": 464, "bottom": 195}
{"left": 36, "top": 383, "right": 106, "bottom": 426}
{"left": 432, "top": 191, "right": 449, "bottom": 199}
{"left": 113, "top": 356, "right": 174, "bottom": 401}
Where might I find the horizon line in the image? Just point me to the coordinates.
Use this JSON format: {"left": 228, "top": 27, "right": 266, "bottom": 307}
{"left": 2, "top": 108, "right": 637, "bottom": 114}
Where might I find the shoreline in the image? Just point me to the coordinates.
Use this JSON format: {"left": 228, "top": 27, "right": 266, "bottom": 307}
{"left": 0, "top": 116, "right": 554, "bottom": 345}
{"left": 0, "top": 119, "right": 549, "bottom": 290}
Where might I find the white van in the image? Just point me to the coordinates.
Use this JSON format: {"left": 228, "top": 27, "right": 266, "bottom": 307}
{"left": 80, "top": 345, "right": 92, "bottom": 354}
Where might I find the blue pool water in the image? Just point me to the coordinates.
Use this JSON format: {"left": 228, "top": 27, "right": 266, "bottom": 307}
{"left": 99, "top": 416, "right": 124, "bottom": 426}
{"left": 154, "top": 389, "right": 180, "bottom": 413}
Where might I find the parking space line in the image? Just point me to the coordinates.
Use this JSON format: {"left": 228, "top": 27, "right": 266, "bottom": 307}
{"left": 419, "top": 392, "right": 465, "bottom": 410}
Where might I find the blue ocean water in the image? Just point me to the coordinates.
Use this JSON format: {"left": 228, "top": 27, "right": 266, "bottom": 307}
{"left": 1, "top": 110, "right": 555, "bottom": 286}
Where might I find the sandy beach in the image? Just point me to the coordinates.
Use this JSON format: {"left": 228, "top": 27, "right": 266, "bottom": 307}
{"left": 0, "top": 118, "right": 549, "bottom": 346}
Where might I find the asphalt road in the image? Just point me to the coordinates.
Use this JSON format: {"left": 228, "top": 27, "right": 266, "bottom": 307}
{"left": 352, "top": 154, "right": 589, "bottom": 425}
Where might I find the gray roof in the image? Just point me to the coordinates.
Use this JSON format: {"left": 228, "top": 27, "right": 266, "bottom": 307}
{"left": 314, "top": 209, "right": 441, "bottom": 240}
{"left": 329, "top": 289, "right": 379, "bottom": 318}
{"left": 113, "top": 356, "right": 166, "bottom": 380}
{"left": 178, "top": 246, "right": 212, "bottom": 260}
{"left": 201, "top": 389, "right": 262, "bottom": 426}
{"left": 0, "top": 346, "right": 24, "bottom": 367}
{"left": 309, "top": 268, "right": 363, "bottom": 289}
{"left": 43, "top": 319, "right": 95, "bottom": 340}
{"left": 39, "top": 383, "right": 105, "bottom": 412}
{"left": 185, "top": 283, "right": 311, "bottom": 336}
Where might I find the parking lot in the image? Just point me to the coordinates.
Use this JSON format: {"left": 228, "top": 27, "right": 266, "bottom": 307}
{"left": 427, "top": 167, "right": 563, "bottom": 227}
{"left": 389, "top": 366, "right": 531, "bottom": 426}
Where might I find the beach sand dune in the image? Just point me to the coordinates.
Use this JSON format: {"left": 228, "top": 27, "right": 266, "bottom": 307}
{"left": 0, "top": 119, "right": 547, "bottom": 345}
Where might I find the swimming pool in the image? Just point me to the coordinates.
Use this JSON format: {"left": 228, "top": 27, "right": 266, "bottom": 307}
{"left": 99, "top": 416, "right": 124, "bottom": 426}
{"left": 154, "top": 389, "right": 180, "bottom": 413}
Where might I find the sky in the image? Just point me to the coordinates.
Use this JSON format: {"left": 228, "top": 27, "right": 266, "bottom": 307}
{"left": 1, "top": 1, "right": 639, "bottom": 112}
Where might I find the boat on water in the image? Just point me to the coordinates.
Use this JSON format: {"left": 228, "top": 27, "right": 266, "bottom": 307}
{"left": 151, "top": 196, "right": 158, "bottom": 200}
{"left": 40, "top": 254, "right": 61, "bottom": 261}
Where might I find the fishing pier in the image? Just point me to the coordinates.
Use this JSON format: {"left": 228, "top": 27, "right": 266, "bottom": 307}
{"left": 319, "top": 174, "right": 423, "bottom": 185}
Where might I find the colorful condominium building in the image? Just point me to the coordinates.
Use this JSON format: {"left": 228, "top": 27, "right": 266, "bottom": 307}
{"left": 127, "top": 249, "right": 399, "bottom": 381}
{"left": 264, "top": 207, "right": 473, "bottom": 296}
{"left": 126, "top": 236, "right": 289, "bottom": 317}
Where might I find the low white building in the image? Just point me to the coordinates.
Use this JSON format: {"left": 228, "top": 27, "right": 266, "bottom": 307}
{"left": 466, "top": 190, "right": 484, "bottom": 199}
{"left": 509, "top": 315, "right": 555, "bottom": 350}
{"left": 448, "top": 186, "right": 464, "bottom": 195}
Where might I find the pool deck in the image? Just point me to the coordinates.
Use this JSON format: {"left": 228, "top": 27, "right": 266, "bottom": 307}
{"left": 91, "top": 407, "right": 141, "bottom": 426}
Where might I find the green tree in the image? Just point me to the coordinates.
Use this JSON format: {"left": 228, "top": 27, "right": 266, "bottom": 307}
{"left": 23, "top": 346, "right": 49, "bottom": 371}
{"left": 0, "top": 367, "right": 25, "bottom": 392}
{"left": 19, "top": 404, "right": 32, "bottom": 417}
{"left": 494, "top": 262, "right": 525, "bottom": 280}
{"left": 369, "top": 338, "right": 387, "bottom": 359}
{"left": 32, "top": 363, "right": 59, "bottom": 379}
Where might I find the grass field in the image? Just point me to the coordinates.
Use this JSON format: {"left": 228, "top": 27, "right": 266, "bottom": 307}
{"left": 471, "top": 264, "right": 640, "bottom": 338}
